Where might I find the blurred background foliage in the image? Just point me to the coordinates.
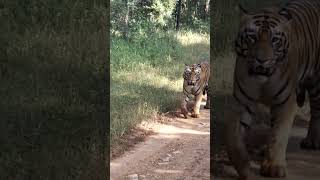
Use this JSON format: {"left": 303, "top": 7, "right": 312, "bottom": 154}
{"left": 111, "top": 0, "right": 211, "bottom": 39}
{"left": 0, "top": 0, "right": 108, "bottom": 179}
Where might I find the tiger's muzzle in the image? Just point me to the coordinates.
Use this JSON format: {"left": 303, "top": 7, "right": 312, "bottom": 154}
{"left": 187, "top": 80, "right": 196, "bottom": 86}
{"left": 248, "top": 58, "right": 275, "bottom": 77}
{"left": 249, "top": 65, "right": 273, "bottom": 76}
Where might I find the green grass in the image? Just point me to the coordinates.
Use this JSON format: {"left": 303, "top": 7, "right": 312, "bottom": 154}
{"left": 110, "top": 30, "right": 209, "bottom": 144}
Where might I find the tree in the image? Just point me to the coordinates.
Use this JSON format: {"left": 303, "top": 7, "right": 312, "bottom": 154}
{"left": 122, "top": 0, "right": 130, "bottom": 40}
{"left": 176, "top": 0, "right": 182, "bottom": 30}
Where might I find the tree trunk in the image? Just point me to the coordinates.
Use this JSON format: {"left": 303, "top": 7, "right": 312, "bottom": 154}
{"left": 186, "top": 0, "right": 192, "bottom": 25}
{"left": 176, "top": 0, "right": 182, "bottom": 31}
{"left": 205, "top": 0, "right": 210, "bottom": 18}
{"left": 122, "top": 0, "right": 130, "bottom": 40}
{"left": 196, "top": 0, "right": 209, "bottom": 20}
{"left": 187, "top": 0, "right": 199, "bottom": 25}
{"left": 205, "top": 0, "right": 210, "bottom": 12}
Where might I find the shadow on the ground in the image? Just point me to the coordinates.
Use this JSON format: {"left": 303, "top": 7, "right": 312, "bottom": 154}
{"left": 111, "top": 126, "right": 156, "bottom": 160}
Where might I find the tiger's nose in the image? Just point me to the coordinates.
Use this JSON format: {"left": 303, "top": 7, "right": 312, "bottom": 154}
{"left": 256, "top": 58, "right": 271, "bottom": 65}
{"left": 188, "top": 80, "right": 195, "bottom": 86}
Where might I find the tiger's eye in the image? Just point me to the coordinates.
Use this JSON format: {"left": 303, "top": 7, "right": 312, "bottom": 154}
{"left": 272, "top": 37, "right": 280, "bottom": 43}
{"left": 247, "top": 34, "right": 257, "bottom": 43}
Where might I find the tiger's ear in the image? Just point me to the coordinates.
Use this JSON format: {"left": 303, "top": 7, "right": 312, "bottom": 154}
{"left": 197, "top": 63, "right": 201, "bottom": 68}
{"left": 238, "top": 4, "right": 248, "bottom": 15}
{"left": 279, "top": 8, "right": 292, "bottom": 21}
{"left": 238, "top": 4, "right": 250, "bottom": 22}
{"left": 279, "top": 8, "right": 292, "bottom": 29}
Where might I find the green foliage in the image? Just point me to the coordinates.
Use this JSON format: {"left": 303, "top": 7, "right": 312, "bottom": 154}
{"left": 111, "top": 30, "right": 209, "bottom": 144}
{"left": 1, "top": 1, "right": 107, "bottom": 179}
{"left": 111, "top": 0, "right": 210, "bottom": 39}
{"left": 149, "top": 0, "right": 176, "bottom": 26}
{"left": 111, "top": 0, "right": 176, "bottom": 36}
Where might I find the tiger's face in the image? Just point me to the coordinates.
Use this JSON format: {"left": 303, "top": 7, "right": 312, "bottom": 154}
{"left": 184, "top": 63, "right": 201, "bottom": 86}
{"left": 235, "top": 7, "right": 292, "bottom": 82}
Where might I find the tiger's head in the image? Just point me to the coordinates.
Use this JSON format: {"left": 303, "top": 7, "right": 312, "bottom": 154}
{"left": 184, "top": 63, "right": 201, "bottom": 86}
{"left": 235, "top": 5, "right": 292, "bottom": 82}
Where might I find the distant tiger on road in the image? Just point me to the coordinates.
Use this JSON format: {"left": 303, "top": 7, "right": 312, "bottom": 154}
{"left": 181, "top": 61, "right": 210, "bottom": 118}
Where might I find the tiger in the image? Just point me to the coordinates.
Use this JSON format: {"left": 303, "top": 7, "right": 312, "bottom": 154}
{"left": 181, "top": 61, "right": 210, "bottom": 119}
{"left": 224, "top": 0, "right": 320, "bottom": 179}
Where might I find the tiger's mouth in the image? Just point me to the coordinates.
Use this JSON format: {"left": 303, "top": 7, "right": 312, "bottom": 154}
{"left": 248, "top": 65, "right": 273, "bottom": 77}
{"left": 187, "top": 81, "right": 196, "bottom": 86}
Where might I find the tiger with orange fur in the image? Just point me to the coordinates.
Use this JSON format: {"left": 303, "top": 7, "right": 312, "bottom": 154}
{"left": 181, "top": 61, "right": 210, "bottom": 118}
{"left": 225, "top": 0, "right": 320, "bottom": 179}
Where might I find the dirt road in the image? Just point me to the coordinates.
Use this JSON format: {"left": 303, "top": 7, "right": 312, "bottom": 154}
{"left": 110, "top": 102, "right": 210, "bottom": 180}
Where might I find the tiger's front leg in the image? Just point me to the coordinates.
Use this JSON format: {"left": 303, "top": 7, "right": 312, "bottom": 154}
{"left": 225, "top": 109, "right": 254, "bottom": 180}
{"left": 181, "top": 95, "right": 189, "bottom": 119}
{"left": 260, "top": 93, "right": 298, "bottom": 177}
{"left": 191, "top": 93, "right": 203, "bottom": 118}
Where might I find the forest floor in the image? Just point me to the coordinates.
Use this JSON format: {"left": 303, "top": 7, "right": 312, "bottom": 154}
{"left": 110, "top": 101, "right": 210, "bottom": 180}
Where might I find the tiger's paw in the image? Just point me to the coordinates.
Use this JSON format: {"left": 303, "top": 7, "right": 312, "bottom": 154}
{"left": 183, "top": 114, "right": 188, "bottom": 119}
{"left": 300, "top": 136, "right": 320, "bottom": 150}
{"left": 260, "top": 160, "right": 286, "bottom": 177}
{"left": 191, "top": 113, "right": 200, "bottom": 118}
{"left": 181, "top": 113, "right": 188, "bottom": 119}
{"left": 181, "top": 108, "right": 188, "bottom": 119}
